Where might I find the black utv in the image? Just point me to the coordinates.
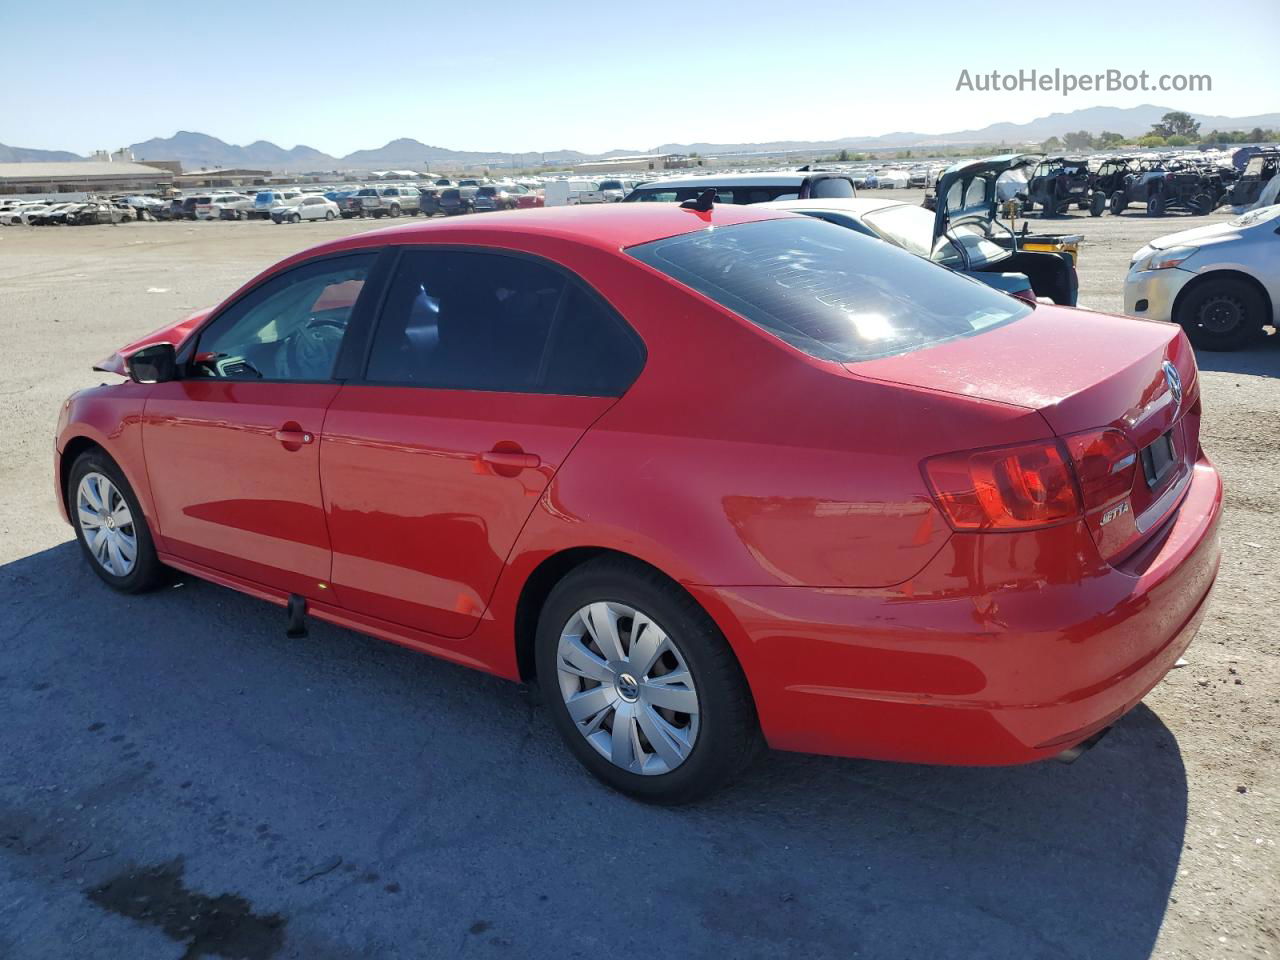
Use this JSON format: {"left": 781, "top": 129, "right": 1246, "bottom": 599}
{"left": 1108, "top": 159, "right": 1218, "bottom": 216}
{"left": 1025, "top": 157, "right": 1100, "bottom": 217}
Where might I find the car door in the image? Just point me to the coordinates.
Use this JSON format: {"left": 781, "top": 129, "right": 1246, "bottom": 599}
{"left": 142, "top": 251, "right": 380, "bottom": 599}
{"left": 320, "top": 247, "right": 645, "bottom": 638}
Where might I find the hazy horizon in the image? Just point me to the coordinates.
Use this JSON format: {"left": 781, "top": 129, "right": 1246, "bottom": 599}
{"left": 4, "top": 0, "right": 1277, "bottom": 157}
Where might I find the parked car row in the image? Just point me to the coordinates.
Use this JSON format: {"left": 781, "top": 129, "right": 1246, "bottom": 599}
{"left": 0, "top": 198, "right": 138, "bottom": 226}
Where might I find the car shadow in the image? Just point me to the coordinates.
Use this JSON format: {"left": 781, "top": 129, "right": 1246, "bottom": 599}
{"left": 1193, "top": 327, "right": 1279, "bottom": 378}
{"left": 1, "top": 542, "right": 1187, "bottom": 960}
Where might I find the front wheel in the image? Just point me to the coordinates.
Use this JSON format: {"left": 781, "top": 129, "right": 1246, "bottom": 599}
{"left": 1111, "top": 191, "right": 1126, "bottom": 215}
{"left": 1175, "top": 277, "right": 1266, "bottom": 351}
{"left": 389, "top": 204, "right": 401, "bottom": 218}
{"left": 290, "top": 212, "right": 301, "bottom": 224}
{"left": 535, "top": 558, "right": 760, "bottom": 804}
{"left": 1147, "top": 193, "right": 1166, "bottom": 216}
{"left": 68, "top": 451, "right": 165, "bottom": 593}
{"left": 1090, "top": 192, "right": 1106, "bottom": 217}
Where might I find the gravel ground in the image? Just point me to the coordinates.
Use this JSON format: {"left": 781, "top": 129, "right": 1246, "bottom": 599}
{"left": 0, "top": 198, "right": 1276, "bottom": 960}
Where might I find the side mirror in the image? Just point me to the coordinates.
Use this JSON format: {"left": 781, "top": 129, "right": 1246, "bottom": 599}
{"left": 126, "top": 343, "right": 178, "bottom": 384}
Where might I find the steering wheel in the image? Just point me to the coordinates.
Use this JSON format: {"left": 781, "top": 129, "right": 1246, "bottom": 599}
{"left": 282, "top": 316, "right": 346, "bottom": 380}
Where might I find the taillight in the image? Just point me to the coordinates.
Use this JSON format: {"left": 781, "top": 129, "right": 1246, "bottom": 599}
{"left": 924, "top": 441, "right": 1080, "bottom": 531}
{"left": 1062, "top": 429, "right": 1137, "bottom": 511}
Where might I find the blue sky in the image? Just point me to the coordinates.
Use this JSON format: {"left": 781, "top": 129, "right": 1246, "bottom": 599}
{"left": 3, "top": 0, "right": 1277, "bottom": 155}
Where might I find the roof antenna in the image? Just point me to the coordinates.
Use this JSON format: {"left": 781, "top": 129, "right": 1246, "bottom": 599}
{"left": 680, "top": 189, "right": 716, "bottom": 212}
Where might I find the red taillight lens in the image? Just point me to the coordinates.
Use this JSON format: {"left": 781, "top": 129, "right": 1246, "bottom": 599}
{"left": 1063, "top": 428, "right": 1137, "bottom": 511}
{"left": 924, "top": 441, "right": 1081, "bottom": 530}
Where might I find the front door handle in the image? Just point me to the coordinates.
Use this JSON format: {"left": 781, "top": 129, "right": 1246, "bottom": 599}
{"left": 480, "top": 450, "right": 541, "bottom": 470}
{"left": 274, "top": 428, "right": 314, "bottom": 446}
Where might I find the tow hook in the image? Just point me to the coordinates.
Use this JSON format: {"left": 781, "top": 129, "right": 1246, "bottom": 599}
{"left": 286, "top": 593, "right": 308, "bottom": 639}
{"left": 1054, "top": 726, "right": 1112, "bottom": 764}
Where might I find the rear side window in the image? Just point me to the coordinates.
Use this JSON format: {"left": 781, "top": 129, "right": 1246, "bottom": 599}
{"left": 628, "top": 218, "right": 1030, "bottom": 363}
{"left": 365, "top": 250, "right": 643, "bottom": 396}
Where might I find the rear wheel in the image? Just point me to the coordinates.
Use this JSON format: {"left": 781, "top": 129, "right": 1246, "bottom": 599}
{"left": 1175, "top": 276, "right": 1266, "bottom": 351}
{"left": 1090, "top": 192, "right": 1106, "bottom": 216}
{"left": 1111, "top": 191, "right": 1126, "bottom": 215}
{"left": 325, "top": 210, "right": 335, "bottom": 220}
{"left": 389, "top": 204, "right": 401, "bottom": 218}
{"left": 68, "top": 451, "right": 165, "bottom": 593}
{"left": 1191, "top": 192, "right": 1214, "bottom": 216}
{"left": 535, "top": 558, "right": 760, "bottom": 803}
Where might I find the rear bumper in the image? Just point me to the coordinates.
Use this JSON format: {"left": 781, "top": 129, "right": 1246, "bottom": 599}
{"left": 1124, "top": 267, "right": 1195, "bottom": 323}
{"left": 702, "top": 456, "right": 1223, "bottom": 766}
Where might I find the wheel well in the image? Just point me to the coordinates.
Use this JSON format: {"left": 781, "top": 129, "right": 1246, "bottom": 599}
{"left": 58, "top": 436, "right": 105, "bottom": 510}
{"left": 1173, "top": 270, "right": 1274, "bottom": 328}
{"left": 512, "top": 547, "right": 688, "bottom": 683}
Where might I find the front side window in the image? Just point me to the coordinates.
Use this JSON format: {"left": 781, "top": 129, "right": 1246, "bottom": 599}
{"left": 193, "top": 254, "right": 375, "bottom": 381}
{"left": 365, "top": 250, "right": 643, "bottom": 396}
{"left": 629, "top": 218, "right": 1030, "bottom": 364}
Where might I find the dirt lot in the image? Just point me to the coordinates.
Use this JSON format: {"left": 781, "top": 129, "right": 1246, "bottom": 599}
{"left": 0, "top": 198, "right": 1276, "bottom": 959}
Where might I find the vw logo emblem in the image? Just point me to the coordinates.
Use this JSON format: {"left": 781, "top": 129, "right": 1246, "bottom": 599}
{"left": 615, "top": 673, "right": 640, "bottom": 702}
{"left": 1162, "top": 361, "right": 1183, "bottom": 410}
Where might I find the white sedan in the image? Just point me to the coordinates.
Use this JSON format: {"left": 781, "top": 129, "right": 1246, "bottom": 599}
{"left": 271, "top": 196, "right": 340, "bottom": 223}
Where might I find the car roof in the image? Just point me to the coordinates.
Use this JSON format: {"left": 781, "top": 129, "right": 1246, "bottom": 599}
{"left": 632, "top": 171, "right": 822, "bottom": 189}
{"left": 292, "top": 203, "right": 798, "bottom": 260}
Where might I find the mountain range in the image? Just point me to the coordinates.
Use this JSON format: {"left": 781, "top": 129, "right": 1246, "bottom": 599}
{"left": 4, "top": 105, "right": 1277, "bottom": 171}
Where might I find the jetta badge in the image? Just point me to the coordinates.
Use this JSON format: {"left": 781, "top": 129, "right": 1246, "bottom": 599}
{"left": 1162, "top": 361, "right": 1183, "bottom": 411}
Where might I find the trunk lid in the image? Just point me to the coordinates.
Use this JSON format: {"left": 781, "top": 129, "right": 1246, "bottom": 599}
{"left": 853, "top": 305, "right": 1201, "bottom": 562}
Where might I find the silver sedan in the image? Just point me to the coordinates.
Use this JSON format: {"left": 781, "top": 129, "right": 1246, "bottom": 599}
{"left": 1124, "top": 204, "right": 1280, "bottom": 350}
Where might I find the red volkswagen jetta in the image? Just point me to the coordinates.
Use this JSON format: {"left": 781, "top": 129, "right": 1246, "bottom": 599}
{"left": 55, "top": 204, "right": 1222, "bottom": 802}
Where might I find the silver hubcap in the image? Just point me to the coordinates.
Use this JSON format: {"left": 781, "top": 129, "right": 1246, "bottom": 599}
{"left": 556, "top": 601, "right": 699, "bottom": 776}
{"left": 76, "top": 472, "right": 137, "bottom": 577}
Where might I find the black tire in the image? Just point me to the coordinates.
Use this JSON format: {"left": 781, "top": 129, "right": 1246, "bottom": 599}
{"left": 325, "top": 210, "right": 335, "bottom": 220}
{"left": 1147, "top": 193, "right": 1166, "bottom": 216}
{"left": 67, "top": 450, "right": 165, "bottom": 593}
{"left": 1174, "top": 276, "right": 1266, "bottom": 351}
{"left": 1090, "top": 192, "right": 1106, "bottom": 217}
{"left": 1040, "top": 186, "right": 1058, "bottom": 218}
{"left": 535, "top": 557, "right": 761, "bottom": 803}
{"left": 1111, "top": 191, "right": 1126, "bottom": 215}
{"left": 389, "top": 204, "right": 401, "bottom": 218}
{"left": 1191, "top": 193, "right": 1214, "bottom": 216}
{"left": 289, "top": 212, "right": 300, "bottom": 224}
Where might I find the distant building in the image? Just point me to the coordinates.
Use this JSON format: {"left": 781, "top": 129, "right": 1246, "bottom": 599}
{"left": 0, "top": 161, "right": 174, "bottom": 197}
{"left": 173, "top": 168, "right": 272, "bottom": 188}
{"left": 570, "top": 154, "right": 698, "bottom": 175}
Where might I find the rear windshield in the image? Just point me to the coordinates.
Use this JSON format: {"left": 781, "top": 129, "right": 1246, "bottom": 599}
{"left": 442, "top": 189, "right": 460, "bottom": 199}
{"left": 599, "top": 180, "right": 623, "bottom": 190}
{"left": 477, "top": 186, "right": 497, "bottom": 196}
{"left": 628, "top": 218, "right": 1030, "bottom": 363}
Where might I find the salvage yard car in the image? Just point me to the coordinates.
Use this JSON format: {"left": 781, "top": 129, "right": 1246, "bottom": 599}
{"left": 355, "top": 185, "right": 420, "bottom": 218}
{"left": 58, "top": 204, "right": 1221, "bottom": 802}
{"left": 271, "top": 195, "right": 340, "bottom": 223}
{"left": 625, "top": 170, "right": 857, "bottom": 204}
{"left": 1124, "top": 203, "right": 1280, "bottom": 350}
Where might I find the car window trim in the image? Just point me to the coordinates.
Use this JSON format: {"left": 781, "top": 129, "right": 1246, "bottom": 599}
{"left": 347, "top": 243, "right": 647, "bottom": 398}
{"left": 176, "top": 248, "right": 386, "bottom": 385}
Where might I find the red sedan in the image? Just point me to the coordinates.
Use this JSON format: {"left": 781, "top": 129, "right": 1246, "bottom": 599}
{"left": 55, "top": 204, "right": 1222, "bottom": 802}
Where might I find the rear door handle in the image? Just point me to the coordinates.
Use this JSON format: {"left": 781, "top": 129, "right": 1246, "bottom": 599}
{"left": 274, "top": 428, "right": 314, "bottom": 445}
{"left": 480, "top": 450, "right": 541, "bottom": 470}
